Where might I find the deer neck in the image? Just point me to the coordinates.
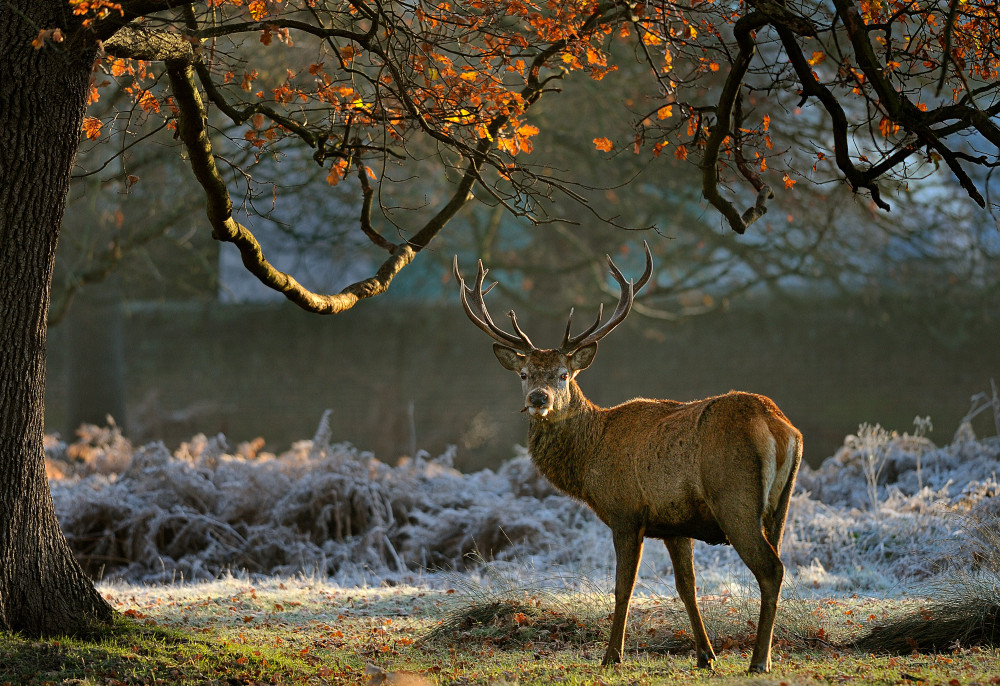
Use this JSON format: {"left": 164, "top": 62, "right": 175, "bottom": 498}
{"left": 526, "top": 381, "right": 602, "bottom": 500}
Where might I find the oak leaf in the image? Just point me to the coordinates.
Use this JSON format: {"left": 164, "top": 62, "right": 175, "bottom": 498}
{"left": 82, "top": 117, "right": 103, "bottom": 139}
{"left": 593, "top": 137, "right": 613, "bottom": 152}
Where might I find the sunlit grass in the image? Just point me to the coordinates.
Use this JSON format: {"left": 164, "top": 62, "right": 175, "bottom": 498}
{"left": 2, "top": 578, "right": 999, "bottom": 685}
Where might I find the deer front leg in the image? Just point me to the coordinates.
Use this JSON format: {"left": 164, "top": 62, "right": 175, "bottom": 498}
{"left": 665, "top": 537, "right": 717, "bottom": 669}
{"left": 602, "top": 526, "right": 644, "bottom": 666}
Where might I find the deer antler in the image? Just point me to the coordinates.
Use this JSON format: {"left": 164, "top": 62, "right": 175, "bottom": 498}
{"left": 453, "top": 256, "right": 535, "bottom": 351}
{"left": 561, "top": 241, "right": 653, "bottom": 352}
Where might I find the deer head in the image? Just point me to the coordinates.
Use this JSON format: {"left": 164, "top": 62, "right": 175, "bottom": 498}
{"left": 454, "top": 243, "right": 653, "bottom": 420}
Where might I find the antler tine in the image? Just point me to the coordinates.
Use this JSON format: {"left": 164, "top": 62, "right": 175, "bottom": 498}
{"left": 634, "top": 240, "right": 654, "bottom": 292}
{"left": 560, "top": 242, "right": 654, "bottom": 353}
{"left": 561, "top": 307, "right": 575, "bottom": 349}
{"left": 561, "top": 303, "right": 604, "bottom": 350}
{"left": 453, "top": 255, "right": 535, "bottom": 351}
{"left": 506, "top": 310, "right": 536, "bottom": 350}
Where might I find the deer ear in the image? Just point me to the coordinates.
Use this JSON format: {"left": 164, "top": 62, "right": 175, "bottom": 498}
{"left": 493, "top": 344, "right": 526, "bottom": 372}
{"left": 568, "top": 342, "right": 598, "bottom": 372}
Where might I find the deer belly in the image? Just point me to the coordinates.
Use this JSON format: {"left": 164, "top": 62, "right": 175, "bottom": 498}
{"left": 644, "top": 497, "right": 730, "bottom": 545}
{"left": 646, "top": 520, "right": 730, "bottom": 546}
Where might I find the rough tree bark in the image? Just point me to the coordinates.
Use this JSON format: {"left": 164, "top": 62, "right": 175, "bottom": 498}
{"left": 0, "top": 0, "right": 115, "bottom": 634}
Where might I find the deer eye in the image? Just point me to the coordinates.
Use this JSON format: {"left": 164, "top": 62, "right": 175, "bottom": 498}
{"left": 560, "top": 372, "right": 570, "bottom": 381}
{"left": 520, "top": 372, "right": 528, "bottom": 380}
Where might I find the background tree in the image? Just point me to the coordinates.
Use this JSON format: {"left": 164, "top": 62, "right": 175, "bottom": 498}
{"left": 626, "top": 0, "right": 1000, "bottom": 231}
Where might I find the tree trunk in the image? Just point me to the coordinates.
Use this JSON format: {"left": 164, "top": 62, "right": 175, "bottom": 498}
{"left": 0, "top": 1, "right": 115, "bottom": 634}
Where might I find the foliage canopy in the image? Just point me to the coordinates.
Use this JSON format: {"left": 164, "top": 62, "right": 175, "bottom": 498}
{"left": 41, "top": 0, "right": 1000, "bottom": 313}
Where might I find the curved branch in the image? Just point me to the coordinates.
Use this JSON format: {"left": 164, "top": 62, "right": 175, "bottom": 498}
{"left": 166, "top": 59, "right": 420, "bottom": 314}
{"left": 776, "top": 25, "right": 892, "bottom": 210}
{"left": 701, "top": 11, "right": 772, "bottom": 234}
{"left": 355, "top": 161, "right": 395, "bottom": 253}
{"left": 166, "top": 58, "right": 498, "bottom": 314}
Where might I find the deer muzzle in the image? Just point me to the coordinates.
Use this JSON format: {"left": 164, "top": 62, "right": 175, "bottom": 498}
{"left": 526, "top": 389, "right": 553, "bottom": 418}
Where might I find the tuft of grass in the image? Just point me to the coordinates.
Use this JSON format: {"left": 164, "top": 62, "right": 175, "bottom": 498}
{"left": 855, "top": 512, "right": 1000, "bottom": 654}
{"left": 422, "top": 556, "right": 609, "bottom": 652}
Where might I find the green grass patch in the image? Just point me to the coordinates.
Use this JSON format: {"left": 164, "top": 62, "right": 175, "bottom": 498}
{"left": 2, "top": 579, "right": 999, "bottom": 685}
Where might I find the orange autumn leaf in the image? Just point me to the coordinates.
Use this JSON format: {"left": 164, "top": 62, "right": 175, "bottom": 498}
{"left": 326, "top": 159, "right": 349, "bottom": 186}
{"left": 241, "top": 70, "right": 258, "bottom": 91}
{"left": 593, "top": 137, "right": 613, "bottom": 152}
{"left": 137, "top": 91, "right": 160, "bottom": 113}
{"left": 656, "top": 105, "right": 673, "bottom": 120}
{"left": 81, "top": 117, "right": 103, "bottom": 139}
{"left": 807, "top": 51, "right": 825, "bottom": 66}
{"left": 674, "top": 144, "right": 688, "bottom": 160}
{"left": 783, "top": 173, "right": 796, "bottom": 189}
{"left": 497, "top": 137, "right": 518, "bottom": 154}
{"left": 248, "top": 0, "right": 267, "bottom": 20}
{"left": 878, "top": 116, "right": 899, "bottom": 137}
{"left": 32, "top": 27, "right": 64, "bottom": 49}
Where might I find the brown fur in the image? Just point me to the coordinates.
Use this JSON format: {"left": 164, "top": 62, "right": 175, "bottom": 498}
{"left": 495, "top": 346, "right": 803, "bottom": 673}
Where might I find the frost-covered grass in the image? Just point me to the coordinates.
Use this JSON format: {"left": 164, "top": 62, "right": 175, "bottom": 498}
{"left": 46, "top": 401, "right": 1000, "bottom": 597}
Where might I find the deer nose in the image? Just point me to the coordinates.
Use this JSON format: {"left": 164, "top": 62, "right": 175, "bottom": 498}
{"left": 528, "top": 389, "right": 550, "bottom": 408}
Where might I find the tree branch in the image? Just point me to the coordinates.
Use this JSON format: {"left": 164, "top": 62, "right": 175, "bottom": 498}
{"left": 166, "top": 59, "right": 423, "bottom": 314}
{"left": 776, "top": 24, "right": 892, "bottom": 210}
{"left": 191, "top": 19, "right": 372, "bottom": 44}
{"left": 832, "top": 0, "right": 992, "bottom": 207}
{"left": 103, "top": 23, "right": 194, "bottom": 62}
{"left": 700, "top": 11, "right": 773, "bottom": 234}
{"left": 355, "top": 161, "right": 395, "bottom": 253}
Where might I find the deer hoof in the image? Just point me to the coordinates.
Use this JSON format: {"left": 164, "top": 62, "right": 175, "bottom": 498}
{"left": 696, "top": 652, "right": 716, "bottom": 670}
{"left": 747, "top": 662, "right": 770, "bottom": 674}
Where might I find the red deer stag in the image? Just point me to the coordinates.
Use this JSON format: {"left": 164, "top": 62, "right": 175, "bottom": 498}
{"left": 453, "top": 243, "right": 802, "bottom": 673}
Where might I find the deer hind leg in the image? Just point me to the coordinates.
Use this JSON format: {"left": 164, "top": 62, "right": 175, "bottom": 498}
{"left": 713, "top": 503, "right": 784, "bottom": 674}
{"left": 664, "top": 537, "right": 716, "bottom": 669}
{"left": 720, "top": 515, "right": 785, "bottom": 673}
{"left": 602, "top": 526, "right": 644, "bottom": 666}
